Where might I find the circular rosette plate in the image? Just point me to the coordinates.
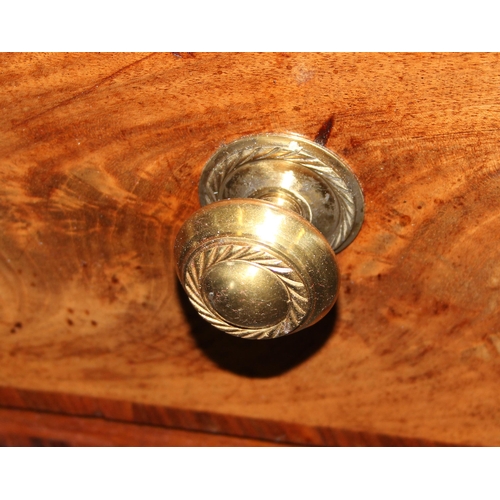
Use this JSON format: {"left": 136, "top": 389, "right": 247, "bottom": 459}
{"left": 174, "top": 200, "right": 339, "bottom": 339}
{"left": 198, "top": 133, "right": 364, "bottom": 253}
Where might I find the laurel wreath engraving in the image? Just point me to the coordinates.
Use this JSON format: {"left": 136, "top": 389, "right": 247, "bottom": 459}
{"left": 203, "top": 146, "right": 356, "bottom": 252}
{"left": 184, "top": 243, "right": 309, "bottom": 339}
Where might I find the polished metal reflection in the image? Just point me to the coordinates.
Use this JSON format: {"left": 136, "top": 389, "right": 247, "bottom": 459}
{"left": 199, "top": 134, "right": 364, "bottom": 253}
{"left": 175, "top": 134, "right": 364, "bottom": 340}
{"left": 175, "top": 200, "right": 338, "bottom": 339}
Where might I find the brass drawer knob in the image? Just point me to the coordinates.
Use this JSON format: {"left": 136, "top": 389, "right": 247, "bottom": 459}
{"left": 175, "top": 134, "right": 364, "bottom": 339}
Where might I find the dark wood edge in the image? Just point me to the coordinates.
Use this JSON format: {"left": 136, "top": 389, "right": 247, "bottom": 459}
{"left": 0, "top": 407, "right": 286, "bottom": 447}
{"left": 0, "top": 386, "right": 458, "bottom": 446}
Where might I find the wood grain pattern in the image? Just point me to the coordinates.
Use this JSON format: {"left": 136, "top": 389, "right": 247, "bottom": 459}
{"left": 0, "top": 406, "right": 286, "bottom": 447}
{"left": 0, "top": 53, "right": 499, "bottom": 446}
{"left": 0, "top": 386, "right": 450, "bottom": 446}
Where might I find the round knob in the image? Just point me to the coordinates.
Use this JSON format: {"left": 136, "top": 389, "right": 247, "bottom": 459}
{"left": 175, "top": 199, "right": 339, "bottom": 339}
{"left": 175, "top": 134, "right": 364, "bottom": 340}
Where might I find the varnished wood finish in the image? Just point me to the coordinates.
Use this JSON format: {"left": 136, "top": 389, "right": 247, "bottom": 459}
{"left": 0, "top": 407, "right": 286, "bottom": 447}
{"left": 0, "top": 387, "right": 449, "bottom": 446}
{"left": 0, "top": 53, "right": 499, "bottom": 446}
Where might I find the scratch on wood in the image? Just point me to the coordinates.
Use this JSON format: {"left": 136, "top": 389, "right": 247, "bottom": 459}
{"left": 488, "top": 334, "right": 500, "bottom": 355}
{"left": 409, "top": 127, "right": 500, "bottom": 141}
{"left": 460, "top": 338, "right": 500, "bottom": 362}
{"left": 13, "top": 53, "right": 157, "bottom": 128}
{"left": 461, "top": 343, "right": 491, "bottom": 361}
{"left": 314, "top": 115, "right": 335, "bottom": 146}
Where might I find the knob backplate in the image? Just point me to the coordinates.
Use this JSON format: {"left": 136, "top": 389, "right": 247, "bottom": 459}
{"left": 199, "top": 134, "right": 364, "bottom": 253}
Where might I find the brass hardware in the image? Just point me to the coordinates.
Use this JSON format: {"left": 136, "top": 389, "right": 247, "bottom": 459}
{"left": 175, "top": 134, "right": 364, "bottom": 339}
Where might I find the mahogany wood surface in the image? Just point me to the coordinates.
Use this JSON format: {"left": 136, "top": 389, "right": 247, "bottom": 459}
{"left": 0, "top": 406, "right": 286, "bottom": 447}
{"left": 0, "top": 53, "right": 499, "bottom": 446}
{"left": 0, "top": 386, "right": 449, "bottom": 446}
